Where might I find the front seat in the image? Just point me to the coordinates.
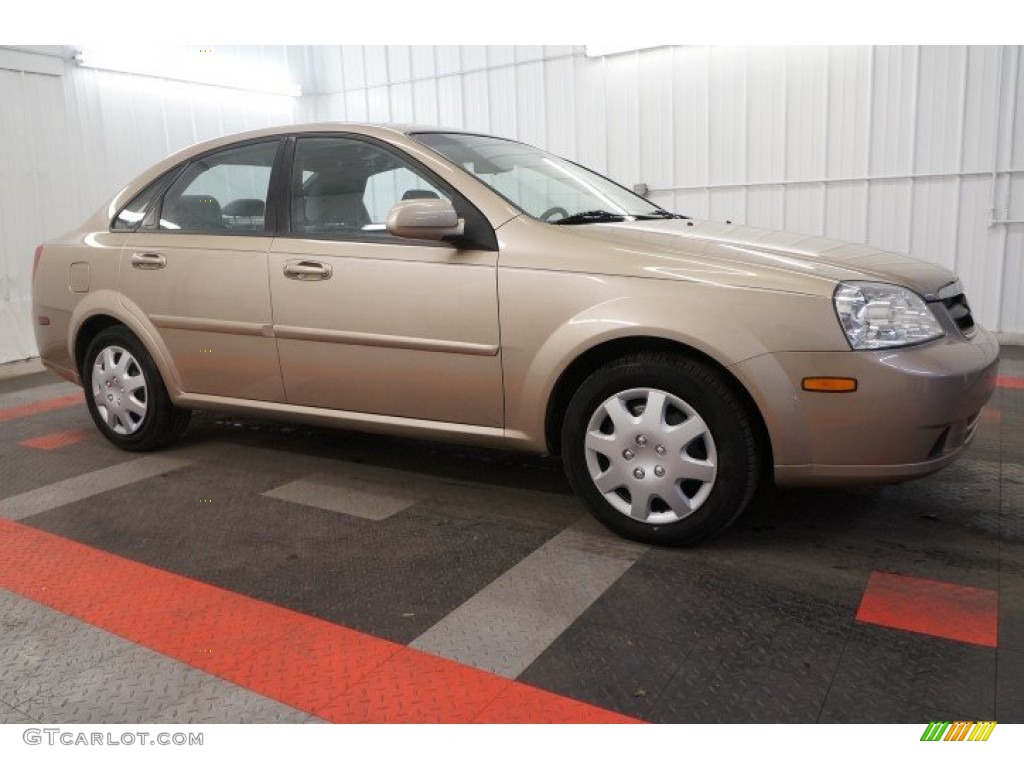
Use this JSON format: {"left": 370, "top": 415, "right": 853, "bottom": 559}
{"left": 302, "top": 175, "right": 370, "bottom": 231}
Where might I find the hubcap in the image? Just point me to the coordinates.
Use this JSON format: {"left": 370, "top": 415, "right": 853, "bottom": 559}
{"left": 91, "top": 345, "right": 148, "bottom": 435}
{"left": 584, "top": 388, "right": 718, "bottom": 524}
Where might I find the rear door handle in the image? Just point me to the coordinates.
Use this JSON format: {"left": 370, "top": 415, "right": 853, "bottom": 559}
{"left": 283, "top": 260, "right": 332, "bottom": 281}
{"left": 130, "top": 252, "right": 166, "bottom": 269}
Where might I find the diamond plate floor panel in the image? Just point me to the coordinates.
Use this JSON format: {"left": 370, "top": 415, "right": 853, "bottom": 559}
{"left": 0, "top": 588, "right": 327, "bottom": 724}
{"left": 0, "top": 703, "right": 36, "bottom": 724}
{"left": 820, "top": 624, "right": 996, "bottom": 722}
{"left": 152, "top": 679, "right": 324, "bottom": 724}
{"left": 17, "top": 647, "right": 215, "bottom": 724}
{"left": 0, "top": 589, "right": 129, "bottom": 707}
{"left": 517, "top": 612, "right": 689, "bottom": 720}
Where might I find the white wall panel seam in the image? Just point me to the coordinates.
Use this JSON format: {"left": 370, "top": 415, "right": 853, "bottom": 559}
{"left": 601, "top": 55, "right": 609, "bottom": 173}
{"left": 742, "top": 48, "right": 750, "bottom": 227}
{"left": 995, "top": 45, "right": 1020, "bottom": 330}
{"left": 950, "top": 46, "right": 971, "bottom": 278}
{"left": 992, "top": 47, "right": 1012, "bottom": 321}
{"left": 432, "top": 46, "right": 441, "bottom": 127}
{"left": 780, "top": 48, "right": 788, "bottom": 231}
{"left": 993, "top": 45, "right": 1021, "bottom": 224}
{"left": 384, "top": 47, "right": 392, "bottom": 124}
{"left": 863, "top": 45, "right": 875, "bottom": 243}
{"left": 820, "top": 48, "right": 831, "bottom": 236}
{"left": 704, "top": 45, "right": 712, "bottom": 218}
{"left": 906, "top": 45, "right": 921, "bottom": 253}
{"left": 987, "top": 46, "right": 1006, "bottom": 223}
{"left": 1006, "top": 47, "right": 1022, "bottom": 224}
{"left": 361, "top": 46, "right": 369, "bottom": 116}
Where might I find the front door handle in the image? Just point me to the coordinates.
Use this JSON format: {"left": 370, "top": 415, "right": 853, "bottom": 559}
{"left": 130, "top": 252, "right": 166, "bottom": 269}
{"left": 283, "top": 260, "right": 333, "bottom": 281}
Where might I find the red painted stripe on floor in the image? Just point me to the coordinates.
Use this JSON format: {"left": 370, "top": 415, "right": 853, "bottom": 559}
{"left": 997, "top": 374, "right": 1024, "bottom": 390}
{"left": 474, "top": 681, "right": 633, "bottom": 723}
{"left": 19, "top": 428, "right": 93, "bottom": 451}
{"left": 0, "top": 392, "right": 83, "bottom": 422}
{"left": 980, "top": 407, "right": 1002, "bottom": 425}
{"left": 0, "top": 518, "right": 636, "bottom": 724}
{"left": 856, "top": 571, "right": 998, "bottom": 648}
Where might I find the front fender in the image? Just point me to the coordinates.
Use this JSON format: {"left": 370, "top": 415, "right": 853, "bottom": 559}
{"left": 499, "top": 269, "right": 842, "bottom": 451}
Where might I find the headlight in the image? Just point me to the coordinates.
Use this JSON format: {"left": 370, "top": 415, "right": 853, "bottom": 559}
{"left": 833, "top": 281, "right": 944, "bottom": 350}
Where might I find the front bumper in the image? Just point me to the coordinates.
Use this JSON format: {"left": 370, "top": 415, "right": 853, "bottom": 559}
{"left": 731, "top": 326, "right": 1000, "bottom": 486}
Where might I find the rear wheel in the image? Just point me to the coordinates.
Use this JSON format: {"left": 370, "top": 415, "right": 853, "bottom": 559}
{"left": 83, "top": 326, "right": 190, "bottom": 451}
{"left": 561, "top": 352, "right": 760, "bottom": 545}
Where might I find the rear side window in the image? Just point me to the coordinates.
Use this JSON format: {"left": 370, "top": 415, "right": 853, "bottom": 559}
{"left": 159, "top": 141, "right": 278, "bottom": 233}
{"left": 112, "top": 175, "right": 169, "bottom": 231}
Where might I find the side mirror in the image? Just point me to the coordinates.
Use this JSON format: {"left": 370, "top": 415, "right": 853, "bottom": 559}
{"left": 386, "top": 199, "right": 465, "bottom": 241}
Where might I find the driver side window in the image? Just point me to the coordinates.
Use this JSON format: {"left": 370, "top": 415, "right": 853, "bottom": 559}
{"left": 290, "top": 137, "right": 449, "bottom": 237}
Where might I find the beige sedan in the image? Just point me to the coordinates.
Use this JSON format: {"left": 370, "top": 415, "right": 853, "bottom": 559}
{"left": 31, "top": 124, "right": 999, "bottom": 544}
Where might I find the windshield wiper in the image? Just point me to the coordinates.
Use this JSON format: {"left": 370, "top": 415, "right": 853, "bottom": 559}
{"left": 634, "top": 208, "right": 690, "bottom": 220}
{"left": 553, "top": 210, "right": 627, "bottom": 225}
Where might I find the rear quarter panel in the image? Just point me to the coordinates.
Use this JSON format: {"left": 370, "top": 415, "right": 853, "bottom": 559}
{"left": 33, "top": 231, "right": 128, "bottom": 381}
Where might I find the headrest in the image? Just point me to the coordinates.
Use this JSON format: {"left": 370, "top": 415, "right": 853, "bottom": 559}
{"left": 402, "top": 189, "right": 441, "bottom": 200}
{"left": 222, "top": 198, "right": 265, "bottom": 217}
{"left": 306, "top": 173, "right": 364, "bottom": 196}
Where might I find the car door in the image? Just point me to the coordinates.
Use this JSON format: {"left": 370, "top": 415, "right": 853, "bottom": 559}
{"left": 121, "top": 139, "right": 285, "bottom": 402}
{"left": 268, "top": 134, "right": 502, "bottom": 427}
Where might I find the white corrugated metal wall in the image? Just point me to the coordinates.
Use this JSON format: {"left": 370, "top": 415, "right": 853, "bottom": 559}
{"left": 0, "top": 46, "right": 311, "bottom": 363}
{"left": 1, "top": 45, "right": 1021, "bottom": 364}
{"left": 307, "top": 45, "right": 1023, "bottom": 339}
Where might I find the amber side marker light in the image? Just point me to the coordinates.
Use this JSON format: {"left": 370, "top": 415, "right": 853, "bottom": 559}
{"left": 802, "top": 377, "right": 858, "bottom": 393}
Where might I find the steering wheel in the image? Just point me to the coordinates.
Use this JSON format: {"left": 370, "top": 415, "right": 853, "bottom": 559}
{"left": 539, "top": 206, "right": 570, "bottom": 222}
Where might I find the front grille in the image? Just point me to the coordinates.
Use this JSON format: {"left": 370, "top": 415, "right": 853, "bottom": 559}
{"left": 942, "top": 292, "right": 975, "bottom": 335}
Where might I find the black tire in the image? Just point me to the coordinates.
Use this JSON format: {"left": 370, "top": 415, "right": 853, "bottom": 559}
{"left": 561, "top": 352, "right": 761, "bottom": 546}
{"left": 82, "top": 325, "right": 191, "bottom": 451}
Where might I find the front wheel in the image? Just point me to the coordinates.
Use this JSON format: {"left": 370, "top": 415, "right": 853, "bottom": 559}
{"left": 83, "top": 326, "right": 191, "bottom": 451}
{"left": 561, "top": 352, "right": 761, "bottom": 546}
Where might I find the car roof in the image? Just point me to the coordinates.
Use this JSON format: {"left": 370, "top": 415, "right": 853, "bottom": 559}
{"left": 187, "top": 122, "right": 526, "bottom": 156}
{"left": 179, "top": 122, "right": 493, "bottom": 152}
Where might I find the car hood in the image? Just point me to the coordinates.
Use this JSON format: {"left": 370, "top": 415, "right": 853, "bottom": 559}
{"left": 553, "top": 218, "right": 957, "bottom": 299}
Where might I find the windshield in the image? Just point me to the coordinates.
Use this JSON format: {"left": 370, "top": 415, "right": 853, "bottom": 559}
{"left": 411, "top": 132, "right": 671, "bottom": 224}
